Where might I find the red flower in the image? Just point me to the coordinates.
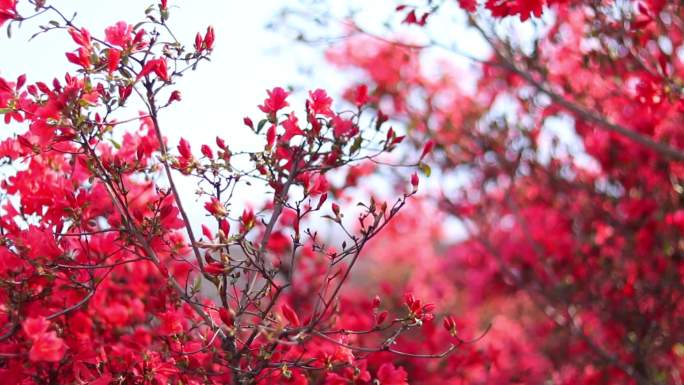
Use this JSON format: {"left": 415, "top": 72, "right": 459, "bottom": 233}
{"left": 266, "top": 231, "right": 291, "bottom": 254}
{"left": 281, "top": 114, "right": 304, "bottom": 142}
{"left": 645, "top": 0, "right": 666, "bottom": 14}
{"left": 485, "top": 0, "right": 544, "bottom": 21}
{"left": 137, "top": 58, "right": 169, "bottom": 82}
{"left": 158, "top": 311, "right": 184, "bottom": 335}
{"left": 458, "top": 0, "right": 478, "bottom": 12}
{"left": 105, "top": 21, "right": 133, "bottom": 47}
{"left": 174, "top": 137, "right": 195, "bottom": 174}
{"left": 29, "top": 331, "right": 66, "bottom": 363}
{"left": 241, "top": 209, "right": 255, "bottom": 232}
{"left": 516, "top": 0, "right": 544, "bottom": 21}
{"left": 21, "top": 317, "right": 67, "bottom": 362}
{"left": 307, "top": 173, "right": 329, "bottom": 196}
{"left": 377, "top": 363, "right": 409, "bottom": 385}
{"left": 22, "top": 316, "right": 50, "bottom": 338}
{"left": 204, "top": 261, "right": 226, "bottom": 276}
{"left": 258, "top": 87, "right": 289, "bottom": 115}
{"left": 258, "top": 368, "right": 308, "bottom": 385}
{"left": 0, "top": 0, "right": 17, "bottom": 28}
{"left": 68, "top": 27, "right": 92, "bottom": 49}
{"left": 635, "top": 74, "right": 664, "bottom": 106}
{"left": 204, "top": 197, "right": 227, "bottom": 217}
{"left": 107, "top": 48, "right": 121, "bottom": 74}
{"left": 332, "top": 115, "right": 358, "bottom": 139}
{"left": 404, "top": 293, "right": 435, "bottom": 322}
{"left": 325, "top": 361, "right": 371, "bottom": 385}
{"left": 402, "top": 9, "right": 430, "bottom": 26}
{"left": 353, "top": 84, "right": 369, "bottom": 107}
{"left": 177, "top": 138, "right": 192, "bottom": 159}
{"left": 103, "top": 303, "right": 130, "bottom": 326}
{"left": 65, "top": 47, "right": 91, "bottom": 69}
{"left": 308, "top": 88, "right": 333, "bottom": 116}
{"left": 119, "top": 84, "right": 133, "bottom": 103}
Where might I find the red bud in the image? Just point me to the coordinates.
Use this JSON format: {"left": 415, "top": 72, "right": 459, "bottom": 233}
{"left": 376, "top": 310, "right": 388, "bottom": 325}
{"left": 205, "top": 262, "right": 225, "bottom": 276}
{"left": 420, "top": 140, "right": 435, "bottom": 160}
{"left": 201, "top": 144, "right": 213, "bottom": 159}
{"left": 201, "top": 224, "right": 213, "bottom": 240}
{"left": 281, "top": 303, "right": 300, "bottom": 327}
{"left": 372, "top": 295, "right": 381, "bottom": 309}
{"left": 411, "top": 172, "right": 419, "bottom": 191}
{"left": 443, "top": 315, "right": 457, "bottom": 337}
{"left": 219, "top": 308, "right": 235, "bottom": 327}
{"left": 317, "top": 193, "right": 328, "bottom": 210}
{"left": 219, "top": 219, "right": 230, "bottom": 237}
{"left": 243, "top": 117, "right": 254, "bottom": 129}
{"left": 216, "top": 136, "right": 226, "bottom": 149}
{"left": 167, "top": 90, "right": 182, "bottom": 104}
{"left": 204, "top": 26, "right": 215, "bottom": 50}
{"left": 16, "top": 74, "right": 26, "bottom": 90}
{"left": 266, "top": 125, "right": 276, "bottom": 150}
{"left": 194, "top": 32, "right": 203, "bottom": 52}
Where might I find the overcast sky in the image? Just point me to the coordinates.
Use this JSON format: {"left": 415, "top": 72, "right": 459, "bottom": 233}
{"left": 0, "top": 0, "right": 496, "bottom": 238}
{"left": 0, "top": 1, "right": 534, "bottom": 240}
{"left": 0, "top": 1, "right": 336, "bottom": 221}
{"left": 1, "top": 0, "right": 333, "bottom": 142}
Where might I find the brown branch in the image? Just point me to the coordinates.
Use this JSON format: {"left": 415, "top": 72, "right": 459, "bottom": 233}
{"left": 144, "top": 86, "right": 208, "bottom": 275}
{"left": 468, "top": 16, "right": 684, "bottom": 162}
{"left": 81, "top": 135, "right": 216, "bottom": 328}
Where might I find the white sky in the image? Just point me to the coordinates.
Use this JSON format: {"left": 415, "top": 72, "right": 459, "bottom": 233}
{"left": 0, "top": 0, "right": 344, "bottom": 147}
{"left": 0, "top": 0, "right": 336, "bottom": 223}
{"left": 0, "top": 0, "right": 494, "bottom": 240}
{"left": 0, "top": 1, "right": 584, "bottom": 241}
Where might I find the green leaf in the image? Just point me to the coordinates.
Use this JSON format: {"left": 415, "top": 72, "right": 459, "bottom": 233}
{"left": 349, "top": 136, "right": 362, "bottom": 155}
{"left": 418, "top": 162, "right": 431, "bottom": 177}
{"left": 191, "top": 275, "right": 202, "bottom": 294}
{"left": 256, "top": 119, "right": 268, "bottom": 133}
{"left": 108, "top": 138, "right": 121, "bottom": 150}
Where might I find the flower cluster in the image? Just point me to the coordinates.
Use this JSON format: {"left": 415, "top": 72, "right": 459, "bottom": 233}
{"left": 324, "top": 0, "right": 684, "bottom": 383}
{"left": 0, "top": 1, "right": 451, "bottom": 384}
